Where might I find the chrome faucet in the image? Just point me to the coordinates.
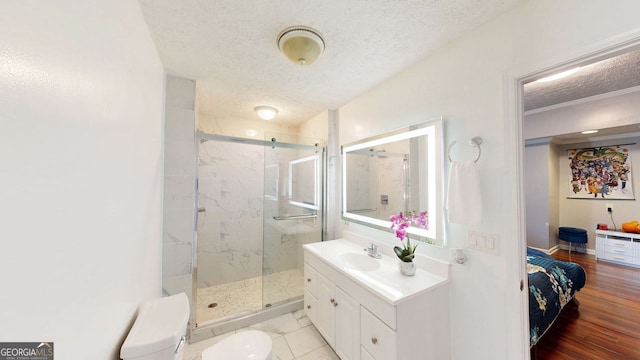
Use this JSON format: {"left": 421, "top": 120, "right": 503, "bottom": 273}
{"left": 364, "top": 243, "right": 382, "bottom": 259}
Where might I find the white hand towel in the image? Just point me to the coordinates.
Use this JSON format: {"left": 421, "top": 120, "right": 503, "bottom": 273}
{"left": 446, "top": 160, "right": 482, "bottom": 224}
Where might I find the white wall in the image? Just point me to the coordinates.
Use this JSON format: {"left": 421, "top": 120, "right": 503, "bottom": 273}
{"left": 299, "top": 109, "right": 330, "bottom": 142}
{"left": 0, "top": 1, "right": 164, "bottom": 359}
{"left": 525, "top": 143, "right": 552, "bottom": 249}
{"left": 524, "top": 141, "right": 561, "bottom": 250}
{"left": 336, "top": 1, "right": 640, "bottom": 359}
{"left": 549, "top": 143, "right": 561, "bottom": 247}
{"left": 525, "top": 90, "right": 640, "bottom": 139}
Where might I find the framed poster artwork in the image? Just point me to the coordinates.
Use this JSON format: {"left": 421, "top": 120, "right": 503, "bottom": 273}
{"left": 568, "top": 145, "right": 634, "bottom": 200}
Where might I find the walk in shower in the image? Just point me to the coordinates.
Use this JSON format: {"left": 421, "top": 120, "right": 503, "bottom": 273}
{"left": 194, "top": 132, "right": 324, "bottom": 329}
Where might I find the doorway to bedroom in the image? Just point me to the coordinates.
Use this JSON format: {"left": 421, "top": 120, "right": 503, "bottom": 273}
{"left": 519, "top": 40, "right": 640, "bottom": 358}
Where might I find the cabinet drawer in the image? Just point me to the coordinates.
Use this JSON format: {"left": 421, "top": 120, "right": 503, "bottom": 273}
{"left": 304, "top": 289, "right": 317, "bottom": 325}
{"left": 602, "top": 251, "right": 634, "bottom": 264}
{"left": 361, "top": 346, "right": 375, "bottom": 360}
{"left": 304, "top": 262, "right": 318, "bottom": 297}
{"left": 360, "top": 307, "right": 397, "bottom": 360}
{"left": 605, "top": 239, "right": 633, "bottom": 254}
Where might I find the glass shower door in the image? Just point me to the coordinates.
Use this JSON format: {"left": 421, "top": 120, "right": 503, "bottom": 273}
{"left": 195, "top": 137, "right": 267, "bottom": 325}
{"left": 262, "top": 140, "right": 324, "bottom": 308}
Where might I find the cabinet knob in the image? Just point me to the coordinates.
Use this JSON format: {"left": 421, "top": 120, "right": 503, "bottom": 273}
{"left": 333, "top": 301, "right": 338, "bottom": 307}
{"left": 330, "top": 298, "right": 335, "bottom": 304}
{"left": 371, "top": 337, "right": 378, "bottom": 345}
{"left": 307, "top": 305, "right": 311, "bottom": 309}
{"left": 307, "top": 278, "right": 311, "bottom": 282}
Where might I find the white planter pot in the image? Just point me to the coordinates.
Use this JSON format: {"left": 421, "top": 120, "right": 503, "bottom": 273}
{"left": 398, "top": 261, "right": 416, "bottom": 276}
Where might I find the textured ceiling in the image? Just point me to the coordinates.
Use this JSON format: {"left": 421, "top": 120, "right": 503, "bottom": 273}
{"left": 524, "top": 48, "right": 640, "bottom": 112}
{"left": 523, "top": 47, "right": 640, "bottom": 142}
{"left": 138, "top": 1, "right": 640, "bottom": 129}
{"left": 138, "top": 0, "right": 525, "bottom": 125}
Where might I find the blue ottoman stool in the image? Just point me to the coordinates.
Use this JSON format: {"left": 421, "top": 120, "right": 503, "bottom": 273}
{"left": 559, "top": 227, "right": 587, "bottom": 254}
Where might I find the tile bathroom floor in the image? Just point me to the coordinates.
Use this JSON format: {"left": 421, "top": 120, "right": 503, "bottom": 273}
{"left": 184, "top": 309, "right": 338, "bottom": 360}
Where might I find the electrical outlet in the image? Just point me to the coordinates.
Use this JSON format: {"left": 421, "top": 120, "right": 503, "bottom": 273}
{"left": 606, "top": 203, "right": 613, "bottom": 212}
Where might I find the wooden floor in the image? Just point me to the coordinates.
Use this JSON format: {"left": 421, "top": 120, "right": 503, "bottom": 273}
{"left": 533, "top": 250, "right": 640, "bottom": 359}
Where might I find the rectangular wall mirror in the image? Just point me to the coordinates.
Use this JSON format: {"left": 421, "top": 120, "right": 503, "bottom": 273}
{"left": 289, "top": 154, "right": 321, "bottom": 210}
{"left": 342, "top": 117, "right": 444, "bottom": 246}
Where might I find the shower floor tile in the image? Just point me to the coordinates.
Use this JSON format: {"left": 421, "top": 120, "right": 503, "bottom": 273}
{"left": 196, "top": 268, "right": 303, "bottom": 324}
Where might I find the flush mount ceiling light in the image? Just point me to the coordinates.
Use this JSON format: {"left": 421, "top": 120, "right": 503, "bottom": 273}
{"left": 254, "top": 106, "right": 278, "bottom": 120}
{"left": 277, "top": 26, "right": 325, "bottom": 66}
{"left": 535, "top": 67, "right": 582, "bottom": 83}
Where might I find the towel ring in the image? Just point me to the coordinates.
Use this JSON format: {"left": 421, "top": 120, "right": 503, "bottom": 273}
{"left": 448, "top": 136, "right": 482, "bottom": 163}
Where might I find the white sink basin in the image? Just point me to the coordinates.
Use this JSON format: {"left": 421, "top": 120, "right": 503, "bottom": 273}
{"left": 337, "top": 252, "right": 381, "bottom": 271}
{"left": 304, "top": 239, "right": 449, "bottom": 305}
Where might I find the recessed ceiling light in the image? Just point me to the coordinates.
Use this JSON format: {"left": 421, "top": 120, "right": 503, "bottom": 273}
{"left": 581, "top": 130, "right": 599, "bottom": 134}
{"left": 535, "top": 67, "right": 581, "bottom": 83}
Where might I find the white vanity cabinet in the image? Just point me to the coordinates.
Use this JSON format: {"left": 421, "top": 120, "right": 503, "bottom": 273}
{"left": 303, "top": 239, "right": 450, "bottom": 360}
{"left": 306, "top": 263, "right": 360, "bottom": 360}
{"left": 315, "top": 272, "right": 335, "bottom": 347}
{"left": 360, "top": 306, "right": 397, "bottom": 359}
{"left": 334, "top": 288, "right": 360, "bottom": 360}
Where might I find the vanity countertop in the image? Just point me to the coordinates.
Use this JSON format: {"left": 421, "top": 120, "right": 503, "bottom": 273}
{"left": 303, "top": 239, "right": 448, "bottom": 305}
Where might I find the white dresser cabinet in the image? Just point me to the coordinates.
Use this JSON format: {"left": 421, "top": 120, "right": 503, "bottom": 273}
{"left": 595, "top": 229, "right": 640, "bottom": 267}
{"left": 303, "top": 239, "right": 450, "bottom": 360}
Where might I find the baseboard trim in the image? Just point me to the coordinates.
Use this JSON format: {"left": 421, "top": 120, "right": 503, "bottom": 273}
{"left": 558, "top": 243, "right": 596, "bottom": 255}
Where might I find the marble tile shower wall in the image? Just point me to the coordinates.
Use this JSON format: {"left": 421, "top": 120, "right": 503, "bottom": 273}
{"left": 197, "top": 140, "right": 265, "bottom": 287}
{"left": 162, "top": 76, "right": 196, "bottom": 302}
{"left": 196, "top": 140, "right": 311, "bottom": 288}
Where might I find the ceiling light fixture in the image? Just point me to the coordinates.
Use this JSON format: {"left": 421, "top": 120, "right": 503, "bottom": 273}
{"left": 277, "top": 26, "right": 325, "bottom": 66}
{"left": 535, "top": 67, "right": 582, "bottom": 82}
{"left": 581, "top": 130, "right": 599, "bottom": 134}
{"left": 255, "top": 106, "right": 278, "bottom": 120}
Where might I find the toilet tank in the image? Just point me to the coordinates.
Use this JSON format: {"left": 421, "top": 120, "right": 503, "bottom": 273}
{"left": 120, "top": 293, "right": 189, "bottom": 360}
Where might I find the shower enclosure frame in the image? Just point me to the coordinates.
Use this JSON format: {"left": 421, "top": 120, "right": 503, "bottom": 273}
{"left": 189, "top": 131, "right": 326, "bottom": 342}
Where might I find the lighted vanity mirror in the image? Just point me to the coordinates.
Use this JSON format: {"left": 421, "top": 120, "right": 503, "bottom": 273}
{"left": 289, "top": 154, "right": 321, "bottom": 210}
{"left": 342, "top": 117, "right": 444, "bottom": 246}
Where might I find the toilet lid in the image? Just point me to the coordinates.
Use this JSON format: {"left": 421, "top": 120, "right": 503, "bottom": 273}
{"left": 202, "top": 330, "right": 272, "bottom": 360}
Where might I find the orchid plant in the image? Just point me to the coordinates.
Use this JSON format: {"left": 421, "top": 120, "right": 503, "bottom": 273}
{"left": 390, "top": 211, "right": 429, "bottom": 263}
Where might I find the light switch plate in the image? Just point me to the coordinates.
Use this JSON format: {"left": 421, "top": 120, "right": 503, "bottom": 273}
{"left": 468, "top": 230, "right": 500, "bottom": 255}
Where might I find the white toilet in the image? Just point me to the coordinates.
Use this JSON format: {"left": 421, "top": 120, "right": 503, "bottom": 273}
{"left": 201, "top": 330, "right": 272, "bottom": 360}
{"left": 120, "top": 292, "right": 272, "bottom": 360}
{"left": 120, "top": 293, "right": 190, "bottom": 360}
